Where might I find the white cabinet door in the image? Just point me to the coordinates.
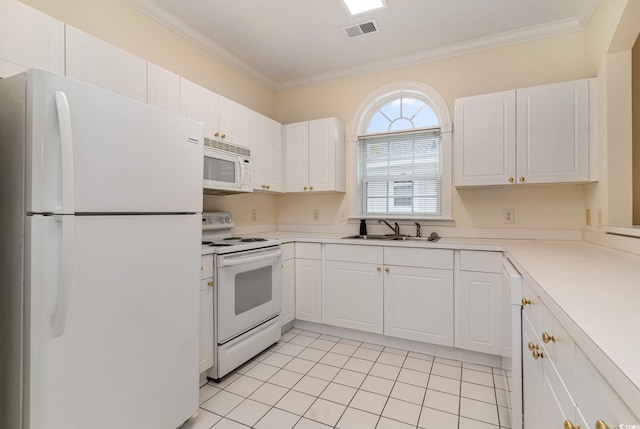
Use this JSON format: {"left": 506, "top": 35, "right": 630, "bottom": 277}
{"left": 218, "top": 95, "right": 249, "bottom": 147}
{"left": 384, "top": 265, "right": 453, "bottom": 346}
{"left": 295, "top": 258, "right": 322, "bottom": 323}
{"left": 199, "top": 278, "right": 214, "bottom": 373}
{"left": 65, "top": 26, "right": 147, "bottom": 103}
{"left": 454, "top": 90, "right": 516, "bottom": 186}
{"left": 309, "top": 118, "right": 345, "bottom": 192}
{"left": 284, "top": 121, "right": 309, "bottom": 192}
{"left": 147, "top": 63, "right": 179, "bottom": 114}
{"left": 516, "top": 79, "right": 589, "bottom": 184}
{"left": 0, "top": 0, "right": 64, "bottom": 78}
{"left": 325, "top": 260, "right": 383, "bottom": 334}
{"left": 522, "top": 314, "right": 543, "bottom": 429}
{"left": 456, "top": 271, "right": 503, "bottom": 354}
{"left": 281, "top": 258, "right": 295, "bottom": 326}
{"left": 265, "top": 118, "right": 283, "bottom": 192}
{"left": 179, "top": 77, "right": 219, "bottom": 140}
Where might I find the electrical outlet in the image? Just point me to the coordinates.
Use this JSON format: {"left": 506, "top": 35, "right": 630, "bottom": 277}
{"left": 312, "top": 209, "right": 320, "bottom": 222}
{"left": 585, "top": 209, "right": 591, "bottom": 226}
{"left": 250, "top": 209, "right": 257, "bottom": 223}
{"left": 503, "top": 208, "right": 515, "bottom": 224}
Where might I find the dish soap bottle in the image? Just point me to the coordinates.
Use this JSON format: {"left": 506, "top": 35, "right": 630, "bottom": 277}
{"left": 359, "top": 219, "right": 367, "bottom": 236}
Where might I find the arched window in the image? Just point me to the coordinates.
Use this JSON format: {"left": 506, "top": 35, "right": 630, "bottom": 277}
{"left": 354, "top": 83, "right": 452, "bottom": 219}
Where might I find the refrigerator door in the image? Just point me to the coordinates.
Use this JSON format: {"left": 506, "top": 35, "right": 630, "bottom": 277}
{"left": 25, "top": 69, "right": 203, "bottom": 214}
{"left": 26, "top": 214, "right": 200, "bottom": 429}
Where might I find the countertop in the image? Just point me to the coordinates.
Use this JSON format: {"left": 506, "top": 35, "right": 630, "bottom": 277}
{"left": 205, "top": 232, "right": 640, "bottom": 415}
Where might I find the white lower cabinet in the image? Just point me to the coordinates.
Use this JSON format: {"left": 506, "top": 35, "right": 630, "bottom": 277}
{"left": 384, "top": 265, "right": 454, "bottom": 346}
{"left": 200, "top": 255, "right": 214, "bottom": 374}
{"left": 280, "top": 243, "right": 295, "bottom": 326}
{"left": 325, "top": 260, "right": 384, "bottom": 334}
{"left": 295, "top": 259, "right": 322, "bottom": 323}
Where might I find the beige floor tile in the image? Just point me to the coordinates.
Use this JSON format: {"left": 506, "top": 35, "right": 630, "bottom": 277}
{"left": 333, "top": 369, "right": 367, "bottom": 388}
{"left": 307, "top": 363, "right": 340, "bottom": 381}
{"left": 390, "top": 381, "right": 426, "bottom": 405}
{"left": 276, "top": 390, "right": 317, "bottom": 416}
{"left": 304, "top": 398, "right": 347, "bottom": 427}
{"left": 249, "top": 382, "right": 289, "bottom": 406}
{"left": 382, "top": 398, "right": 421, "bottom": 425}
{"left": 225, "top": 375, "right": 264, "bottom": 398}
{"left": 423, "top": 389, "right": 460, "bottom": 415}
{"left": 360, "top": 375, "right": 395, "bottom": 396}
{"left": 460, "top": 397, "right": 500, "bottom": 426}
{"left": 201, "top": 390, "right": 244, "bottom": 416}
{"left": 182, "top": 409, "right": 222, "bottom": 429}
{"left": 319, "top": 382, "right": 357, "bottom": 405}
{"left": 344, "top": 357, "right": 375, "bottom": 373}
{"left": 377, "top": 352, "right": 406, "bottom": 367}
{"left": 293, "top": 417, "right": 332, "bottom": 428}
{"left": 319, "top": 352, "right": 350, "bottom": 368}
{"left": 370, "top": 362, "right": 401, "bottom": 380}
{"left": 244, "top": 362, "right": 281, "bottom": 381}
{"left": 293, "top": 375, "right": 331, "bottom": 397}
{"left": 269, "top": 368, "right": 304, "bottom": 388}
{"left": 297, "top": 347, "right": 327, "bottom": 362}
{"left": 376, "top": 416, "right": 415, "bottom": 428}
{"left": 427, "top": 374, "right": 461, "bottom": 395}
{"left": 254, "top": 407, "right": 300, "bottom": 429}
{"left": 284, "top": 357, "right": 317, "bottom": 374}
{"left": 350, "top": 389, "right": 388, "bottom": 415}
{"left": 336, "top": 407, "right": 379, "bottom": 429}
{"left": 397, "top": 368, "right": 430, "bottom": 388}
{"left": 462, "top": 368, "right": 495, "bottom": 387}
{"left": 418, "top": 407, "right": 458, "bottom": 429}
{"left": 225, "top": 398, "right": 270, "bottom": 426}
{"left": 402, "top": 356, "right": 432, "bottom": 373}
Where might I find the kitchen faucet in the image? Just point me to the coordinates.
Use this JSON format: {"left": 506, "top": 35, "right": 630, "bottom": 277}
{"left": 415, "top": 222, "right": 421, "bottom": 237}
{"left": 378, "top": 219, "right": 400, "bottom": 235}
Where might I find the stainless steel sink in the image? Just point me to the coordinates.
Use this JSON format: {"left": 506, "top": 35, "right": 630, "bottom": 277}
{"left": 341, "top": 234, "right": 440, "bottom": 242}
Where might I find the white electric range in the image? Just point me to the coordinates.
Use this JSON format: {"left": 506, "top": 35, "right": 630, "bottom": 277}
{"left": 201, "top": 212, "right": 282, "bottom": 382}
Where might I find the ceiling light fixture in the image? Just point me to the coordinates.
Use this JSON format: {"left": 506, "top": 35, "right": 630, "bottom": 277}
{"left": 342, "top": 0, "right": 387, "bottom": 16}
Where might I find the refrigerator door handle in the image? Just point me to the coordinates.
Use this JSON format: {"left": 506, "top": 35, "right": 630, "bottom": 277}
{"left": 52, "top": 215, "right": 75, "bottom": 337}
{"left": 54, "top": 90, "right": 76, "bottom": 214}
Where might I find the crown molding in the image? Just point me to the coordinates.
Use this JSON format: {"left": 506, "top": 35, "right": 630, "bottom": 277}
{"left": 125, "top": 0, "right": 276, "bottom": 89}
{"left": 275, "top": 17, "right": 585, "bottom": 91}
{"left": 577, "top": 0, "right": 600, "bottom": 28}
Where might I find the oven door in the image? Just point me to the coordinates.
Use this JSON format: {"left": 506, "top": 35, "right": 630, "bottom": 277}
{"left": 215, "top": 246, "right": 282, "bottom": 344}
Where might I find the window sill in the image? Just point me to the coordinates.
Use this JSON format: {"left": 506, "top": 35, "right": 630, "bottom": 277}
{"left": 348, "top": 216, "right": 455, "bottom": 226}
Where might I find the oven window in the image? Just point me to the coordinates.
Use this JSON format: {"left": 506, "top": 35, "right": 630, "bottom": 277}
{"left": 235, "top": 266, "right": 273, "bottom": 315}
{"left": 204, "top": 157, "right": 236, "bottom": 183}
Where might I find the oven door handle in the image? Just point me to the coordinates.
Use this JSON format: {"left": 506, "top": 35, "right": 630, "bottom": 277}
{"left": 218, "top": 249, "right": 282, "bottom": 267}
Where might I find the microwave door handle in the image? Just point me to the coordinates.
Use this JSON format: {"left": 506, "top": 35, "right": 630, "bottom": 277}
{"left": 237, "top": 156, "right": 245, "bottom": 189}
{"left": 218, "top": 249, "right": 282, "bottom": 267}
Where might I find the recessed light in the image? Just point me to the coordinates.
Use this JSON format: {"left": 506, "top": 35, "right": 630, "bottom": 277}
{"left": 342, "top": 0, "right": 387, "bottom": 16}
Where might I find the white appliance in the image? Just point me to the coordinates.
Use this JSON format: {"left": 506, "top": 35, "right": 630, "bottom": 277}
{"left": 0, "top": 69, "right": 203, "bottom": 429}
{"left": 203, "top": 139, "right": 253, "bottom": 195}
{"left": 201, "top": 213, "right": 281, "bottom": 381}
{"left": 503, "top": 258, "right": 524, "bottom": 429}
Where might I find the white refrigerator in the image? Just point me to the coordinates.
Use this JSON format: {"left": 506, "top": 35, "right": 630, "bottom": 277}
{"left": 0, "top": 69, "right": 204, "bottom": 429}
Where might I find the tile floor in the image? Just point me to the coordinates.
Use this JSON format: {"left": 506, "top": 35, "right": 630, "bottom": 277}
{"left": 184, "top": 328, "right": 513, "bottom": 429}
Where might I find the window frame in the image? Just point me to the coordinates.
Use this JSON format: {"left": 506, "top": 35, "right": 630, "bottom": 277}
{"left": 350, "top": 81, "right": 453, "bottom": 222}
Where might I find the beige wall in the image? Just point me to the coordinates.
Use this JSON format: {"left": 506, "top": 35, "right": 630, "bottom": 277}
{"left": 275, "top": 33, "right": 589, "bottom": 230}
{"left": 634, "top": 36, "right": 640, "bottom": 225}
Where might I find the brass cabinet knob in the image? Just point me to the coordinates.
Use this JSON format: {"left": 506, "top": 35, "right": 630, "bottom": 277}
{"left": 542, "top": 332, "right": 556, "bottom": 343}
{"left": 519, "top": 177, "right": 525, "bottom": 182}
{"left": 214, "top": 132, "right": 219, "bottom": 137}
{"left": 528, "top": 342, "right": 538, "bottom": 351}
{"left": 508, "top": 177, "right": 515, "bottom": 183}
{"left": 304, "top": 186, "right": 308, "bottom": 191}
{"left": 207, "top": 281, "right": 214, "bottom": 287}
{"left": 532, "top": 349, "right": 543, "bottom": 359}
{"left": 281, "top": 264, "right": 284, "bottom": 268}
{"left": 261, "top": 185, "right": 266, "bottom": 189}
{"left": 310, "top": 186, "right": 314, "bottom": 190}
{"left": 385, "top": 267, "right": 390, "bottom": 273}
{"left": 221, "top": 134, "right": 226, "bottom": 139}
{"left": 564, "top": 420, "right": 581, "bottom": 429}
{"left": 521, "top": 298, "right": 531, "bottom": 307}
{"left": 266, "top": 185, "right": 270, "bottom": 189}
{"left": 595, "top": 420, "right": 609, "bottom": 429}
{"left": 377, "top": 267, "right": 382, "bottom": 272}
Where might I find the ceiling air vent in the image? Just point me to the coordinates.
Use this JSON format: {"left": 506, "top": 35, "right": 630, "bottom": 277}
{"left": 343, "top": 19, "right": 379, "bottom": 38}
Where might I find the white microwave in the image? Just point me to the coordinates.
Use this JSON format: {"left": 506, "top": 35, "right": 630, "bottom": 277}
{"left": 203, "top": 138, "right": 253, "bottom": 195}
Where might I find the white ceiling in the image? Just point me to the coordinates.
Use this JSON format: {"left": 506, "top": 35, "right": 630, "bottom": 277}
{"left": 126, "top": 0, "right": 599, "bottom": 91}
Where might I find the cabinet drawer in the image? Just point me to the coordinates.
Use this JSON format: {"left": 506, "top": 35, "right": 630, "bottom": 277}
{"left": 459, "top": 250, "right": 503, "bottom": 273}
{"left": 201, "top": 254, "right": 213, "bottom": 279}
{"left": 295, "top": 242, "right": 322, "bottom": 259}
{"left": 281, "top": 242, "right": 295, "bottom": 260}
{"left": 384, "top": 247, "right": 453, "bottom": 269}
{"left": 325, "top": 244, "right": 383, "bottom": 264}
{"left": 539, "top": 305, "right": 575, "bottom": 392}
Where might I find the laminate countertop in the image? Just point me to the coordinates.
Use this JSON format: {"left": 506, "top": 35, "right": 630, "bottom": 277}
{"left": 259, "top": 233, "right": 640, "bottom": 416}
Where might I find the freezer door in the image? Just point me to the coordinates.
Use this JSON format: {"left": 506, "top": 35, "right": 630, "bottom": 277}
{"left": 25, "top": 69, "right": 203, "bottom": 214}
{"left": 25, "top": 214, "right": 200, "bottom": 429}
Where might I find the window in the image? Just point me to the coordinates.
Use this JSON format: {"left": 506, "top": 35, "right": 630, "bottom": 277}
{"left": 354, "top": 84, "right": 452, "bottom": 219}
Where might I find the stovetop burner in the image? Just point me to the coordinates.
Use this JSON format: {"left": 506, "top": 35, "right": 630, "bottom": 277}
{"left": 202, "top": 241, "right": 213, "bottom": 245}
{"left": 240, "top": 238, "right": 267, "bottom": 242}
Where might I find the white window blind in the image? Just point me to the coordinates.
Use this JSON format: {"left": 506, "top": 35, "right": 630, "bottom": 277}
{"left": 358, "top": 129, "right": 442, "bottom": 216}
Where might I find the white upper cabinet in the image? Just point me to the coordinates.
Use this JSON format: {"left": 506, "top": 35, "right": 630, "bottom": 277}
{"left": 0, "top": 0, "right": 64, "bottom": 78}
{"left": 249, "top": 112, "right": 283, "bottom": 192}
{"left": 147, "top": 63, "right": 180, "bottom": 114}
{"left": 454, "top": 78, "right": 595, "bottom": 186}
{"left": 283, "top": 117, "right": 345, "bottom": 193}
{"left": 179, "top": 77, "right": 249, "bottom": 146}
{"left": 65, "top": 26, "right": 147, "bottom": 103}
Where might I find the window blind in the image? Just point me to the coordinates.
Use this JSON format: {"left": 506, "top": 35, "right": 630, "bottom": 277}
{"left": 358, "top": 130, "right": 442, "bottom": 216}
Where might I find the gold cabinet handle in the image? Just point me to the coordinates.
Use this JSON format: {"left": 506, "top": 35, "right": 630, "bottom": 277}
{"left": 564, "top": 420, "right": 581, "bottom": 429}
{"left": 521, "top": 298, "right": 531, "bottom": 307}
{"left": 221, "top": 134, "right": 226, "bottom": 139}
{"left": 207, "top": 281, "right": 214, "bottom": 287}
{"left": 519, "top": 177, "right": 525, "bottom": 182}
{"left": 532, "top": 349, "right": 543, "bottom": 359}
{"left": 508, "top": 177, "right": 514, "bottom": 183}
{"left": 214, "top": 132, "right": 219, "bottom": 137}
{"left": 595, "top": 420, "right": 609, "bottom": 429}
{"left": 304, "top": 186, "right": 308, "bottom": 191}
{"left": 266, "top": 185, "right": 270, "bottom": 190}
{"left": 542, "top": 332, "right": 556, "bottom": 343}
{"left": 309, "top": 186, "right": 313, "bottom": 190}
{"left": 262, "top": 185, "right": 266, "bottom": 189}
{"left": 528, "top": 342, "right": 538, "bottom": 351}
{"left": 385, "top": 267, "right": 390, "bottom": 273}
{"left": 377, "top": 267, "right": 382, "bottom": 272}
